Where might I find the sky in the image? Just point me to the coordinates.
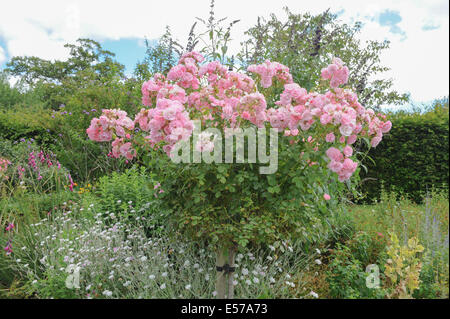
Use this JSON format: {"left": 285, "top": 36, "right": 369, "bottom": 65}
{"left": 0, "top": 0, "right": 448, "bottom": 109}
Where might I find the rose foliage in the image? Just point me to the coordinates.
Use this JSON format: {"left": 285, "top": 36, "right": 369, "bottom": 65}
{"left": 87, "top": 52, "right": 391, "bottom": 249}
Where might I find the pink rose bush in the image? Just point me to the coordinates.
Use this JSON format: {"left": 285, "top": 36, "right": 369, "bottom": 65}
{"left": 196, "top": 132, "right": 217, "bottom": 153}
{"left": 248, "top": 60, "right": 293, "bottom": 88}
{"left": 86, "top": 109, "right": 134, "bottom": 143}
{"left": 321, "top": 57, "right": 349, "bottom": 88}
{"left": 87, "top": 52, "right": 391, "bottom": 183}
{"left": 86, "top": 53, "right": 393, "bottom": 298}
{"left": 134, "top": 97, "right": 194, "bottom": 155}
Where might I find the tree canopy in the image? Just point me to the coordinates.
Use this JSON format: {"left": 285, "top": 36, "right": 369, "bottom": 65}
{"left": 6, "top": 38, "right": 125, "bottom": 86}
{"left": 236, "top": 8, "right": 409, "bottom": 109}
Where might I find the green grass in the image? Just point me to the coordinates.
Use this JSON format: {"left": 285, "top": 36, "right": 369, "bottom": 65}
{"left": 348, "top": 188, "right": 448, "bottom": 244}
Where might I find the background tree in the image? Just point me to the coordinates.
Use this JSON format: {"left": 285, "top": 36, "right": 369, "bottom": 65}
{"left": 237, "top": 8, "right": 409, "bottom": 109}
{"left": 134, "top": 27, "right": 181, "bottom": 81}
{"left": 6, "top": 39, "right": 125, "bottom": 109}
{"left": 0, "top": 71, "right": 22, "bottom": 109}
{"left": 7, "top": 38, "right": 124, "bottom": 85}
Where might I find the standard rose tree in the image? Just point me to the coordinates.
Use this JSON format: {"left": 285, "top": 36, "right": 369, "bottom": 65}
{"left": 87, "top": 53, "right": 391, "bottom": 298}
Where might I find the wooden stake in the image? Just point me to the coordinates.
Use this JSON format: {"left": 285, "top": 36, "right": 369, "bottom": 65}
{"left": 215, "top": 247, "right": 228, "bottom": 298}
{"left": 227, "top": 246, "right": 237, "bottom": 299}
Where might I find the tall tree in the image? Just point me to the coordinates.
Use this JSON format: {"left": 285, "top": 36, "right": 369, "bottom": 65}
{"left": 134, "top": 27, "right": 181, "bottom": 80}
{"left": 237, "top": 8, "right": 409, "bottom": 109}
{"left": 5, "top": 39, "right": 125, "bottom": 108}
{"left": 6, "top": 38, "right": 124, "bottom": 86}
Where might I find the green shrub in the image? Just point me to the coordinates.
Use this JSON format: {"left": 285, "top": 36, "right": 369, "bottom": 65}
{"left": 415, "top": 255, "right": 449, "bottom": 299}
{"left": 326, "top": 233, "right": 387, "bottom": 299}
{"left": 326, "top": 244, "right": 366, "bottom": 298}
{"left": 0, "top": 191, "right": 78, "bottom": 228}
{"left": 361, "top": 99, "right": 449, "bottom": 203}
{"left": 93, "top": 167, "right": 169, "bottom": 234}
{"left": 0, "top": 139, "right": 78, "bottom": 228}
{"left": 0, "top": 106, "right": 57, "bottom": 147}
{"left": 95, "top": 166, "right": 156, "bottom": 213}
{"left": 51, "top": 126, "right": 127, "bottom": 182}
{"left": 0, "top": 72, "right": 23, "bottom": 109}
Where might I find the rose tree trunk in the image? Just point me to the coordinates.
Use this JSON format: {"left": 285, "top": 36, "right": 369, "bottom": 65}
{"left": 215, "top": 246, "right": 237, "bottom": 299}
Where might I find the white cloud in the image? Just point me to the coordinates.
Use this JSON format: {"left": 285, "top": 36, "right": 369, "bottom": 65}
{"left": 0, "top": 0, "right": 448, "bottom": 103}
{"left": 381, "top": 20, "right": 449, "bottom": 102}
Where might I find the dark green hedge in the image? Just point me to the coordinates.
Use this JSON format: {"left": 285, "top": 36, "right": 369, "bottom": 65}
{"left": 361, "top": 101, "right": 449, "bottom": 202}
{"left": 0, "top": 107, "right": 57, "bottom": 146}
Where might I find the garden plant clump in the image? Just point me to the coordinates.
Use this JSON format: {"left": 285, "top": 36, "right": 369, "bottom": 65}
{"left": 86, "top": 51, "right": 392, "bottom": 297}
{"left": 1, "top": 199, "right": 338, "bottom": 299}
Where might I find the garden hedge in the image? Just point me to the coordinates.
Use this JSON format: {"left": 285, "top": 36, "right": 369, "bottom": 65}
{"left": 361, "top": 102, "right": 449, "bottom": 203}
{"left": 0, "top": 107, "right": 57, "bottom": 146}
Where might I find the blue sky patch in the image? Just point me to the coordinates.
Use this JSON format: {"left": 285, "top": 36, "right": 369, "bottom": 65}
{"left": 335, "top": 8, "right": 345, "bottom": 18}
{"left": 422, "top": 22, "right": 441, "bottom": 31}
{"left": 378, "top": 10, "right": 402, "bottom": 26}
{"left": 376, "top": 10, "right": 406, "bottom": 39}
{"left": 0, "top": 37, "right": 9, "bottom": 70}
{"left": 100, "top": 38, "right": 152, "bottom": 76}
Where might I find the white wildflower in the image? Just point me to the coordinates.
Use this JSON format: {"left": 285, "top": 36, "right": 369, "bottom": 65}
{"left": 310, "top": 291, "right": 319, "bottom": 298}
